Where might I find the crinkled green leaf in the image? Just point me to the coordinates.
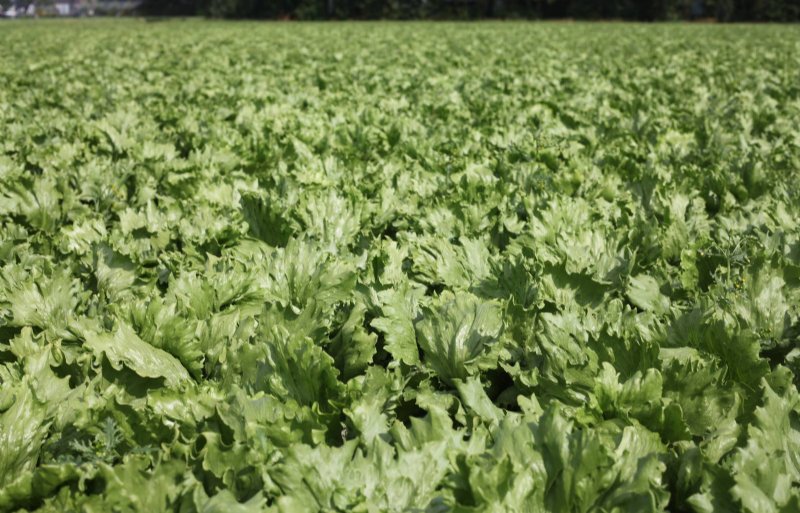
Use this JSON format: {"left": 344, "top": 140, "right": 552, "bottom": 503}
{"left": 416, "top": 292, "right": 504, "bottom": 384}
{"left": 83, "top": 322, "right": 192, "bottom": 388}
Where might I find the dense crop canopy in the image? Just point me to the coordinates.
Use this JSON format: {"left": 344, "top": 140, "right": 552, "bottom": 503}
{"left": 1, "top": 20, "right": 799, "bottom": 513}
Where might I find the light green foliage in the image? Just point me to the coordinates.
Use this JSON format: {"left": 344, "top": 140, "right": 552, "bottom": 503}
{"left": 0, "top": 19, "right": 799, "bottom": 512}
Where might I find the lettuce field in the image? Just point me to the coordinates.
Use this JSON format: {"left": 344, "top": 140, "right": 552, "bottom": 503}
{"left": 1, "top": 20, "right": 800, "bottom": 512}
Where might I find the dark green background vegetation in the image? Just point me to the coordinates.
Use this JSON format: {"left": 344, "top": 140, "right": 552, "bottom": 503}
{"left": 143, "top": 0, "right": 800, "bottom": 21}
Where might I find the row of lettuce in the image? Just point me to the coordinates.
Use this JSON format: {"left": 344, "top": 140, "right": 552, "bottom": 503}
{"left": 1, "top": 21, "right": 799, "bottom": 512}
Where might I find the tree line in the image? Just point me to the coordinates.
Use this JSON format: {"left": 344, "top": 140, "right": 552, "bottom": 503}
{"left": 142, "top": 0, "right": 799, "bottom": 21}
